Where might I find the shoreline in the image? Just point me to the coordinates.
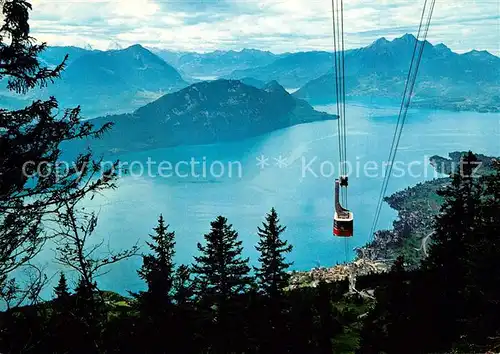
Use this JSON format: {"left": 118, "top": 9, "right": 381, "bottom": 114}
{"left": 289, "top": 150, "right": 499, "bottom": 286}
{"left": 308, "top": 96, "right": 500, "bottom": 114}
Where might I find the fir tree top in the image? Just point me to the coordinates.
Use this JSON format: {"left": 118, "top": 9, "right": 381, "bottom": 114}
{"left": 53, "top": 272, "right": 70, "bottom": 299}
{"left": 192, "top": 215, "right": 252, "bottom": 300}
{"left": 254, "top": 208, "right": 293, "bottom": 298}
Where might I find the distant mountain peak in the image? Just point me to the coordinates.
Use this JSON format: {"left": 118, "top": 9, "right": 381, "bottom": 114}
{"left": 368, "top": 34, "right": 431, "bottom": 53}
{"left": 466, "top": 49, "right": 491, "bottom": 55}
{"left": 398, "top": 33, "right": 417, "bottom": 42}
{"left": 434, "top": 43, "right": 451, "bottom": 53}
{"left": 263, "top": 80, "right": 286, "bottom": 93}
{"left": 463, "top": 49, "right": 499, "bottom": 60}
{"left": 124, "top": 44, "right": 147, "bottom": 52}
{"left": 370, "top": 37, "right": 390, "bottom": 48}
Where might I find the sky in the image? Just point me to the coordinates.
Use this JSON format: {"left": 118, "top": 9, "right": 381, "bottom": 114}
{"left": 29, "top": 0, "right": 500, "bottom": 55}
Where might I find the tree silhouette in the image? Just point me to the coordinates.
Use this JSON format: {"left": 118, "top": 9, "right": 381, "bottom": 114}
{"left": 132, "top": 214, "right": 180, "bottom": 353}
{"left": 191, "top": 215, "right": 252, "bottom": 352}
{"left": 459, "top": 159, "right": 500, "bottom": 350}
{"left": 359, "top": 152, "right": 500, "bottom": 353}
{"left": 52, "top": 201, "right": 138, "bottom": 352}
{"left": 173, "top": 264, "right": 195, "bottom": 306}
{"left": 253, "top": 207, "right": 293, "bottom": 351}
{"left": 135, "top": 214, "right": 176, "bottom": 314}
{"left": 254, "top": 207, "right": 293, "bottom": 298}
{"left": 0, "top": 0, "right": 118, "bottom": 307}
{"left": 53, "top": 272, "right": 70, "bottom": 300}
{"left": 420, "top": 151, "right": 482, "bottom": 349}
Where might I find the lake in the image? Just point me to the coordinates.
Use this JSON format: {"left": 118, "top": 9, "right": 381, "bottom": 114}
{"left": 35, "top": 101, "right": 500, "bottom": 297}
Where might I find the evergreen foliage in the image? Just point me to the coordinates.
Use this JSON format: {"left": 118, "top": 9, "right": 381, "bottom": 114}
{"left": 254, "top": 207, "right": 293, "bottom": 298}
{"left": 0, "top": 0, "right": 119, "bottom": 308}
{"left": 53, "top": 272, "right": 70, "bottom": 300}
{"left": 135, "top": 214, "right": 176, "bottom": 313}
{"left": 191, "top": 215, "right": 252, "bottom": 352}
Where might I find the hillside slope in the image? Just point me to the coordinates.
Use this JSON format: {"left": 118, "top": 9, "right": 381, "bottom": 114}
{"left": 358, "top": 151, "right": 499, "bottom": 266}
{"left": 87, "top": 79, "right": 336, "bottom": 154}
{"left": 4, "top": 45, "right": 189, "bottom": 118}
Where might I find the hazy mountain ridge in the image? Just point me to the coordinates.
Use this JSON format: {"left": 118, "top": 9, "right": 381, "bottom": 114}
{"left": 38, "top": 46, "right": 99, "bottom": 68}
{"left": 151, "top": 48, "right": 289, "bottom": 80}
{"left": 86, "top": 79, "right": 336, "bottom": 154}
{"left": 3, "top": 44, "right": 189, "bottom": 118}
{"left": 1, "top": 36, "right": 497, "bottom": 117}
{"left": 294, "top": 34, "right": 500, "bottom": 112}
{"left": 226, "top": 51, "right": 337, "bottom": 88}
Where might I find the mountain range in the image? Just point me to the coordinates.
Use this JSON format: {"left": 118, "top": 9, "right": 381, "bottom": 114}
{"left": 293, "top": 34, "right": 500, "bottom": 112}
{"left": 150, "top": 48, "right": 289, "bottom": 80}
{"left": 38, "top": 46, "right": 98, "bottom": 68}
{"left": 225, "top": 51, "right": 337, "bottom": 88}
{"left": 1, "top": 44, "right": 188, "bottom": 117}
{"left": 1, "top": 34, "right": 498, "bottom": 118}
{"left": 85, "top": 79, "right": 335, "bottom": 155}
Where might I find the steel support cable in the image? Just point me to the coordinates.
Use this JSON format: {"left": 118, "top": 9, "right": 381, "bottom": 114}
{"left": 340, "top": 0, "right": 349, "bottom": 260}
{"left": 331, "top": 0, "right": 344, "bottom": 182}
{"left": 368, "top": 0, "right": 435, "bottom": 242}
{"left": 332, "top": 0, "right": 350, "bottom": 261}
{"left": 336, "top": 0, "right": 346, "bottom": 183}
{"left": 368, "top": 0, "right": 429, "bottom": 240}
{"left": 377, "top": 3, "right": 435, "bottom": 220}
{"left": 340, "top": 0, "right": 348, "bottom": 207}
{"left": 332, "top": 0, "right": 348, "bottom": 206}
{"left": 368, "top": 36, "right": 430, "bottom": 243}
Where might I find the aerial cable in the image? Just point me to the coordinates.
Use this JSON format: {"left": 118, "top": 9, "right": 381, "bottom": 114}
{"left": 368, "top": 1, "right": 429, "bottom": 240}
{"left": 339, "top": 0, "right": 348, "bottom": 207}
{"left": 337, "top": 0, "right": 346, "bottom": 183}
{"left": 369, "top": 0, "right": 435, "bottom": 242}
{"left": 331, "top": 0, "right": 347, "bottom": 183}
{"left": 331, "top": 0, "right": 352, "bottom": 258}
{"left": 331, "top": 0, "right": 344, "bottom": 178}
{"left": 368, "top": 0, "right": 436, "bottom": 243}
{"left": 340, "top": 0, "right": 348, "bottom": 204}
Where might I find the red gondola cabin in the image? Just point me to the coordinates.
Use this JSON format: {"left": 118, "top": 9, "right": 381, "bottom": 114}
{"left": 333, "top": 177, "right": 353, "bottom": 237}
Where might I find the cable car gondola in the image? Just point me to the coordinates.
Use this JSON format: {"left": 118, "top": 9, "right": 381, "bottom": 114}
{"left": 333, "top": 176, "right": 353, "bottom": 237}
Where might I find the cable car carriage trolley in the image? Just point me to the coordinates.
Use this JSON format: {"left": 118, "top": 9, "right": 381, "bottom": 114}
{"left": 333, "top": 176, "right": 353, "bottom": 237}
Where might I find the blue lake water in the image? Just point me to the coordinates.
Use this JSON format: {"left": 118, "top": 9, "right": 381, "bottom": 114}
{"left": 35, "top": 101, "right": 500, "bottom": 297}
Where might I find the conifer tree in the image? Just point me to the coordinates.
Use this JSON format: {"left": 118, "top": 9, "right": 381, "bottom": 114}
{"left": 192, "top": 216, "right": 252, "bottom": 304}
{"left": 253, "top": 208, "right": 293, "bottom": 351}
{"left": 421, "top": 152, "right": 481, "bottom": 346}
{"left": 254, "top": 207, "right": 293, "bottom": 298}
{"left": 459, "top": 159, "right": 500, "bottom": 349}
{"left": 172, "top": 264, "right": 194, "bottom": 306}
{"left": 361, "top": 153, "right": 499, "bottom": 353}
{"left": 71, "top": 276, "right": 105, "bottom": 352}
{"left": 49, "top": 272, "right": 73, "bottom": 352}
{"left": 424, "top": 151, "right": 481, "bottom": 270}
{"left": 53, "top": 272, "right": 70, "bottom": 300}
{"left": 0, "top": 0, "right": 118, "bottom": 307}
{"left": 135, "top": 214, "right": 176, "bottom": 314}
{"left": 191, "top": 216, "right": 252, "bottom": 352}
{"left": 126, "top": 215, "right": 179, "bottom": 353}
{"left": 172, "top": 264, "right": 198, "bottom": 353}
